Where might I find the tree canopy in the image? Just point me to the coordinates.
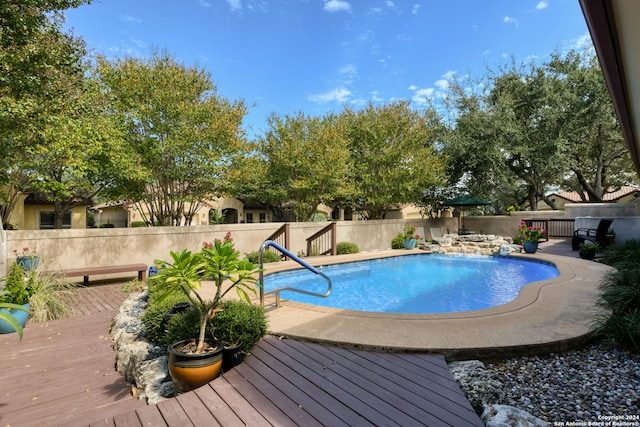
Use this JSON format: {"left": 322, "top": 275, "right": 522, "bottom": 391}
{"left": 441, "top": 49, "right": 637, "bottom": 212}
{"left": 95, "top": 50, "right": 249, "bottom": 226}
{"left": 257, "top": 111, "right": 352, "bottom": 222}
{"left": 342, "top": 100, "right": 446, "bottom": 219}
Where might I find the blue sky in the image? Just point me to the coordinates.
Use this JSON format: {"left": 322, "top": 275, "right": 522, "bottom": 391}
{"left": 64, "top": 0, "right": 591, "bottom": 138}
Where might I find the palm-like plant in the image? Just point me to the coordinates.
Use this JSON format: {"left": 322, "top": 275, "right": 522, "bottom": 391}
{"left": 152, "top": 241, "right": 261, "bottom": 353}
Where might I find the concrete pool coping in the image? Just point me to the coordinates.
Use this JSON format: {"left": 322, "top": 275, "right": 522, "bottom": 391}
{"left": 256, "top": 243, "right": 612, "bottom": 360}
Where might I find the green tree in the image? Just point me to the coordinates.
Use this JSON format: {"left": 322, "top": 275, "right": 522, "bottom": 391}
{"left": 18, "top": 71, "right": 128, "bottom": 228}
{"left": 96, "top": 50, "right": 249, "bottom": 226}
{"left": 547, "top": 50, "right": 636, "bottom": 200}
{"left": 258, "top": 111, "right": 352, "bottom": 221}
{"left": 440, "top": 75, "right": 518, "bottom": 214}
{"left": 441, "top": 50, "right": 636, "bottom": 212}
{"left": 342, "top": 100, "right": 446, "bottom": 219}
{"left": 0, "top": 1, "right": 121, "bottom": 228}
{"left": 486, "top": 59, "right": 568, "bottom": 210}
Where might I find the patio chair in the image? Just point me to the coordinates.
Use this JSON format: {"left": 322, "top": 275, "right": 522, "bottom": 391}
{"left": 571, "top": 219, "right": 613, "bottom": 251}
{"left": 429, "top": 227, "right": 443, "bottom": 243}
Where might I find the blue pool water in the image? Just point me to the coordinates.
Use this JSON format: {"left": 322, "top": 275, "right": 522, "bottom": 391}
{"left": 263, "top": 254, "right": 559, "bottom": 314}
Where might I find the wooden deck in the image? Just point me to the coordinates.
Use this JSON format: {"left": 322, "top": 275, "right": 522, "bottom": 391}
{"left": 1, "top": 282, "right": 483, "bottom": 427}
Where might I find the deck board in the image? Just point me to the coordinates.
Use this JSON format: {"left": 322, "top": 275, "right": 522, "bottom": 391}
{"left": 0, "top": 281, "right": 483, "bottom": 427}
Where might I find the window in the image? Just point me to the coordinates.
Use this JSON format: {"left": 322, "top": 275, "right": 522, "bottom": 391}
{"left": 40, "top": 211, "right": 71, "bottom": 229}
{"left": 246, "top": 213, "right": 253, "bottom": 223}
{"left": 259, "top": 213, "right": 266, "bottom": 223}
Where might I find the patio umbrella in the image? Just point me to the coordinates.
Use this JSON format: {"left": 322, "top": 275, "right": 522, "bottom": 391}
{"left": 442, "top": 196, "right": 492, "bottom": 232}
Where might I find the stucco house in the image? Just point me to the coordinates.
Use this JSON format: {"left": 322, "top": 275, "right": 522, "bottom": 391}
{"left": 534, "top": 185, "right": 640, "bottom": 211}
{"left": 3, "top": 192, "right": 90, "bottom": 230}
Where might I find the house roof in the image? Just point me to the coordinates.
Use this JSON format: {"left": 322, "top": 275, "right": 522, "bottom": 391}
{"left": 550, "top": 185, "right": 640, "bottom": 203}
{"left": 24, "top": 192, "right": 92, "bottom": 205}
{"left": 579, "top": 0, "right": 640, "bottom": 177}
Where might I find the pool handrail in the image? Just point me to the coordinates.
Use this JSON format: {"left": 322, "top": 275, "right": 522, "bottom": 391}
{"left": 259, "top": 240, "right": 332, "bottom": 307}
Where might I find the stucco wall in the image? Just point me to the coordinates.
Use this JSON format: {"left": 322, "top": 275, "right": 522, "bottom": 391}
{"left": 4, "top": 207, "right": 640, "bottom": 279}
{"left": 4, "top": 219, "right": 460, "bottom": 277}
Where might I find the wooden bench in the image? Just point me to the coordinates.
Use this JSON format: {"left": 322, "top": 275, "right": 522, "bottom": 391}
{"left": 56, "top": 264, "right": 148, "bottom": 285}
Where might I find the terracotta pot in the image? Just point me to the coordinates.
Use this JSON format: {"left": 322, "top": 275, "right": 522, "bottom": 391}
{"left": 167, "top": 339, "right": 223, "bottom": 392}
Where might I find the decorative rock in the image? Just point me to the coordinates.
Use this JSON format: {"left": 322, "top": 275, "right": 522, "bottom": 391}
{"left": 110, "top": 292, "right": 176, "bottom": 403}
{"left": 420, "top": 234, "right": 513, "bottom": 256}
{"left": 482, "top": 404, "right": 550, "bottom": 427}
{"left": 448, "top": 360, "right": 505, "bottom": 414}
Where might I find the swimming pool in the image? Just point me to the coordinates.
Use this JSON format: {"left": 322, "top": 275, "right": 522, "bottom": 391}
{"left": 262, "top": 254, "right": 559, "bottom": 314}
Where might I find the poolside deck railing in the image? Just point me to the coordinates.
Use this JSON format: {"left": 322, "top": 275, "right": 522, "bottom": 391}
{"left": 258, "top": 240, "right": 332, "bottom": 307}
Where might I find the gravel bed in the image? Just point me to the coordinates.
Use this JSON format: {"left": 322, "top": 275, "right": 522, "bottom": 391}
{"left": 486, "top": 340, "right": 640, "bottom": 422}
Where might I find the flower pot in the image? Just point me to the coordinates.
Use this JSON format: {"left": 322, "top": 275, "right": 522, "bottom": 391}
{"left": 522, "top": 241, "right": 538, "bottom": 254}
{"left": 163, "top": 301, "right": 192, "bottom": 328}
{"left": 0, "top": 303, "right": 30, "bottom": 334}
{"left": 403, "top": 239, "right": 416, "bottom": 249}
{"left": 167, "top": 338, "right": 223, "bottom": 392}
{"left": 16, "top": 256, "right": 40, "bottom": 271}
{"left": 579, "top": 248, "right": 597, "bottom": 260}
{"left": 222, "top": 341, "right": 245, "bottom": 371}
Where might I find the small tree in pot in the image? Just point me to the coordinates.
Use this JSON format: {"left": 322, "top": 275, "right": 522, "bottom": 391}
{"left": 152, "top": 239, "right": 261, "bottom": 390}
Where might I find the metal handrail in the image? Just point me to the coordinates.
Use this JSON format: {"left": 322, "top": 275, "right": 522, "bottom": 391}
{"left": 259, "top": 240, "right": 332, "bottom": 307}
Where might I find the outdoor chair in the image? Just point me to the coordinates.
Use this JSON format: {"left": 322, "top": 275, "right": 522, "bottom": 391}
{"left": 429, "top": 227, "right": 443, "bottom": 243}
{"left": 571, "top": 219, "right": 613, "bottom": 251}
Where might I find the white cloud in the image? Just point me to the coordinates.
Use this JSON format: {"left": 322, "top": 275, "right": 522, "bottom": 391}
{"left": 227, "top": 0, "right": 241, "bottom": 11}
{"left": 308, "top": 88, "right": 351, "bottom": 103}
{"left": 338, "top": 64, "right": 359, "bottom": 85}
{"left": 536, "top": 1, "right": 548, "bottom": 11}
{"left": 385, "top": 1, "right": 395, "bottom": 8}
{"left": 370, "top": 90, "right": 383, "bottom": 102}
{"left": 435, "top": 79, "right": 449, "bottom": 91}
{"left": 409, "top": 86, "right": 435, "bottom": 105}
{"left": 121, "top": 15, "right": 142, "bottom": 24}
{"left": 358, "top": 30, "right": 374, "bottom": 43}
{"left": 503, "top": 16, "right": 519, "bottom": 27}
{"left": 324, "top": 0, "right": 351, "bottom": 13}
{"left": 411, "top": 4, "right": 420, "bottom": 15}
{"left": 441, "top": 70, "right": 457, "bottom": 80}
{"left": 197, "top": 0, "right": 212, "bottom": 7}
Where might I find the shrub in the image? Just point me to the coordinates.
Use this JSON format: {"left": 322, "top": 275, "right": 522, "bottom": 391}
{"left": 336, "top": 241, "right": 359, "bottom": 255}
{"left": 0, "top": 264, "right": 32, "bottom": 305}
{"left": 131, "top": 221, "right": 148, "bottom": 227}
{"left": 27, "top": 273, "right": 77, "bottom": 322}
{"left": 245, "top": 250, "right": 281, "bottom": 264}
{"left": 391, "top": 233, "right": 405, "bottom": 249}
{"left": 164, "top": 300, "right": 267, "bottom": 352}
{"left": 164, "top": 305, "right": 210, "bottom": 346}
{"left": 212, "top": 300, "right": 267, "bottom": 353}
{"left": 600, "top": 239, "right": 640, "bottom": 270}
{"left": 591, "top": 241, "right": 640, "bottom": 351}
{"left": 142, "top": 293, "right": 189, "bottom": 344}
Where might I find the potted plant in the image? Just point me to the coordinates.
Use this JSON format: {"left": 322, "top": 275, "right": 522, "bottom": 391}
{"left": 13, "top": 247, "right": 40, "bottom": 272}
{"left": 402, "top": 224, "right": 421, "bottom": 249}
{"left": 212, "top": 300, "right": 267, "bottom": 371}
{"left": 516, "top": 221, "right": 546, "bottom": 253}
{"left": 0, "top": 264, "right": 33, "bottom": 334}
{"left": 579, "top": 241, "right": 599, "bottom": 260}
{"left": 152, "top": 237, "right": 261, "bottom": 392}
{"left": 0, "top": 292, "right": 30, "bottom": 338}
